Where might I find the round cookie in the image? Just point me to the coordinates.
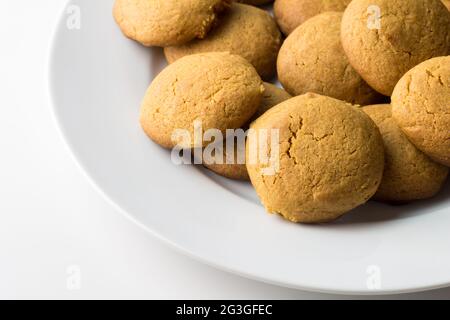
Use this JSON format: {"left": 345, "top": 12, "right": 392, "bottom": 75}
{"left": 238, "top": 0, "right": 273, "bottom": 5}
{"left": 204, "top": 83, "right": 291, "bottom": 180}
{"left": 392, "top": 56, "right": 450, "bottom": 167}
{"left": 363, "top": 104, "right": 449, "bottom": 202}
{"left": 140, "top": 52, "right": 263, "bottom": 149}
{"left": 246, "top": 93, "right": 385, "bottom": 223}
{"left": 341, "top": 0, "right": 450, "bottom": 96}
{"left": 113, "top": 0, "right": 231, "bottom": 47}
{"left": 274, "top": 0, "right": 351, "bottom": 35}
{"left": 164, "top": 3, "right": 282, "bottom": 80}
{"left": 277, "top": 12, "right": 380, "bottom": 105}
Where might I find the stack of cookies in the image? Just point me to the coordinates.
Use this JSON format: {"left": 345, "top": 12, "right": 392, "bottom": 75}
{"left": 114, "top": 0, "right": 450, "bottom": 224}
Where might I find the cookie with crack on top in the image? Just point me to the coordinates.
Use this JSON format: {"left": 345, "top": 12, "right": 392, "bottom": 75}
{"left": 204, "top": 83, "right": 291, "bottom": 181}
{"left": 140, "top": 52, "right": 264, "bottom": 149}
{"left": 392, "top": 56, "right": 450, "bottom": 167}
{"left": 341, "top": 0, "right": 450, "bottom": 96}
{"left": 113, "top": 0, "right": 231, "bottom": 47}
{"left": 277, "top": 12, "right": 381, "bottom": 105}
{"left": 363, "top": 104, "right": 449, "bottom": 203}
{"left": 246, "top": 93, "right": 385, "bottom": 223}
{"left": 164, "top": 3, "right": 282, "bottom": 80}
{"left": 274, "top": 0, "right": 351, "bottom": 35}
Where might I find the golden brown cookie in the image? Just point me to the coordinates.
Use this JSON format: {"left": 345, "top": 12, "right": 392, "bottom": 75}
{"left": 113, "top": 0, "right": 231, "bottom": 47}
{"left": 341, "top": 0, "right": 450, "bottom": 96}
{"left": 140, "top": 52, "right": 263, "bottom": 149}
{"left": 164, "top": 3, "right": 282, "bottom": 80}
{"left": 363, "top": 104, "right": 449, "bottom": 202}
{"left": 277, "top": 12, "right": 380, "bottom": 105}
{"left": 238, "top": 0, "right": 273, "bottom": 5}
{"left": 204, "top": 83, "right": 291, "bottom": 180}
{"left": 246, "top": 93, "right": 385, "bottom": 223}
{"left": 392, "top": 56, "right": 450, "bottom": 167}
{"left": 274, "top": 0, "right": 351, "bottom": 35}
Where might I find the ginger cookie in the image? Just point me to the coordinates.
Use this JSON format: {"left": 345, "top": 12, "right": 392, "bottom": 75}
{"left": 274, "top": 0, "right": 351, "bottom": 35}
{"left": 164, "top": 3, "right": 282, "bottom": 80}
{"left": 204, "top": 83, "right": 291, "bottom": 180}
{"left": 140, "top": 52, "right": 263, "bottom": 149}
{"left": 277, "top": 12, "right": 380, "bottom": 105}
{"left": 341, "top": 0, "right": 450, "bottom": 96}
{"left": 246, "top": 93, "right": 385, "bottom": 223}
{"left": 363, "top": 104, "right": 449, "bottom": 202}
{"left": 113, "top": 0, "right": 231, "bottom": 47}
{"left": 392, "top": 56, "right": 450, "bottom": 167}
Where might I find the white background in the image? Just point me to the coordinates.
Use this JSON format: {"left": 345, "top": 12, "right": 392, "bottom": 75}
{"left": 1, "top": 0, "right": 450, "bottom": 299}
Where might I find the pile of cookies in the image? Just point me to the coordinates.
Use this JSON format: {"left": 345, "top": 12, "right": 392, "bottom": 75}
{"left": 114, "top": 0, "right": 450, "bottom": 224}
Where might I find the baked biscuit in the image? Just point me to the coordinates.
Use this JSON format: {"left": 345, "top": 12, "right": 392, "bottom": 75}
{"left": 164, "top": 3, "right": 282, "bottom": 80}
{"left": 392, "top": 56, "right": 450, "bottom": 167}
{"left": 246, "top": 93, "right": 385, "bottom": 223}
{"left": 277, "top": 12, "right": 380, "bottom": 105}
{"left": 113, "top": 0, "right": 231, "bottom": 47}
{"left": 274, "top": 0, "right": 351, "bottom": 35}
{"left": 204, "top": 83, "right": 291, "bottom": 180}
{"left": 363, "top": 104, "right": 449, "bottom": 202}
{"left": 140, "top": 52, "right": 263, "bottom": 149}
{"left": 341, "top": 0, "right": 450, "bottom": 96}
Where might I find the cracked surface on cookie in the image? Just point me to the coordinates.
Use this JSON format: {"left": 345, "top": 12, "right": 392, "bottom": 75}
{"left": 246, "top": 93, "right": 385, "bottom": 223}
{"left": 164, "top": 3, "right": 282, "bottom": 80}
{"left": 392, "top": 56, "right": 450, "bottom": 166}
{"left": 277, "top": 12, "right": 381, "bottom": 105}
{"left": 140, "top": 52, "right": 263, "bottom": 149}
{"left": 341, "top": 0, "right": 450, "bottom": 96}
{"left": 364, "top": 104, "right": 449, "bottom": 202}
{"left": 113, "top": 0, "right": 231, "bottom": 47}
{"left": 274, "top": 0, "right": 351, "bottom": 35}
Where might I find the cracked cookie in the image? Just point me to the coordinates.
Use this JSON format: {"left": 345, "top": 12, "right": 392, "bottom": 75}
{"left": 113, "top": 0, "right": 231, "bottom": 47}
{"left": 392, "top": 56, "right": 450, "bottom": 167}
{"left": 164, "top": 3, "right": 282, "bottom": 80}
{"left": 341, "top": 0, "right": 450, "bottom": 96}
{"left": 246, "top": 93, "right": 385, "bottom": 223}
{"left": 204, "top": 83, "right": 291, "bottom": 180}
{"left": 274, "top": 0, "right": 351, "bottom": 35}
{"left": 140, "top": 52, "right": 263, "bottom": 149}
{"left": 363, "top": 104, "right": 449, "bottom": 202}
{"left": 277, "top": 12, "right": 381, "bottom": 105}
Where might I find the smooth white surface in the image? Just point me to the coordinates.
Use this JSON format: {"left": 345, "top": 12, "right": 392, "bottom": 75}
{"left": 1, "top": 0, "right": 450, "bottom": 299}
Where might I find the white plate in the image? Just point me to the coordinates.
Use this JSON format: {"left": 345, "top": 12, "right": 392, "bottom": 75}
{"left": 49, "top": 0, "right": 450, "bottom": 295}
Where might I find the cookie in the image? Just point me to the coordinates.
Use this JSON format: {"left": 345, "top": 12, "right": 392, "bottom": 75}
{"left": 277, "top": 12, "right": 380, "bottom": 105}
{"left": 392, "top": 56, "right": 450, "bottom": 167}
{"left": 363, "top": 104, "right": 449, "bottom": 202}
{"left": 274, "top": 0, "right": 351, "bottom": 35}
{"left": 204, "top": 83, "right": 291, "bottom": 180}
{"left": 164, "top": 3, "right": 282, "bottom": 80}
{"left": 140, "top": 52, "right": 263, "bottom": 149}
{"left": 113, "top": 0, "right": 231, "bottom": 47}
{"left": 341, "top": 0, "right": 450, "bottom": 96}
{"left": 246, "top": 93, "right": 385, "bottom": 223}
{"left": 238, "top": 0, "right": 273, "bottom": 5}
